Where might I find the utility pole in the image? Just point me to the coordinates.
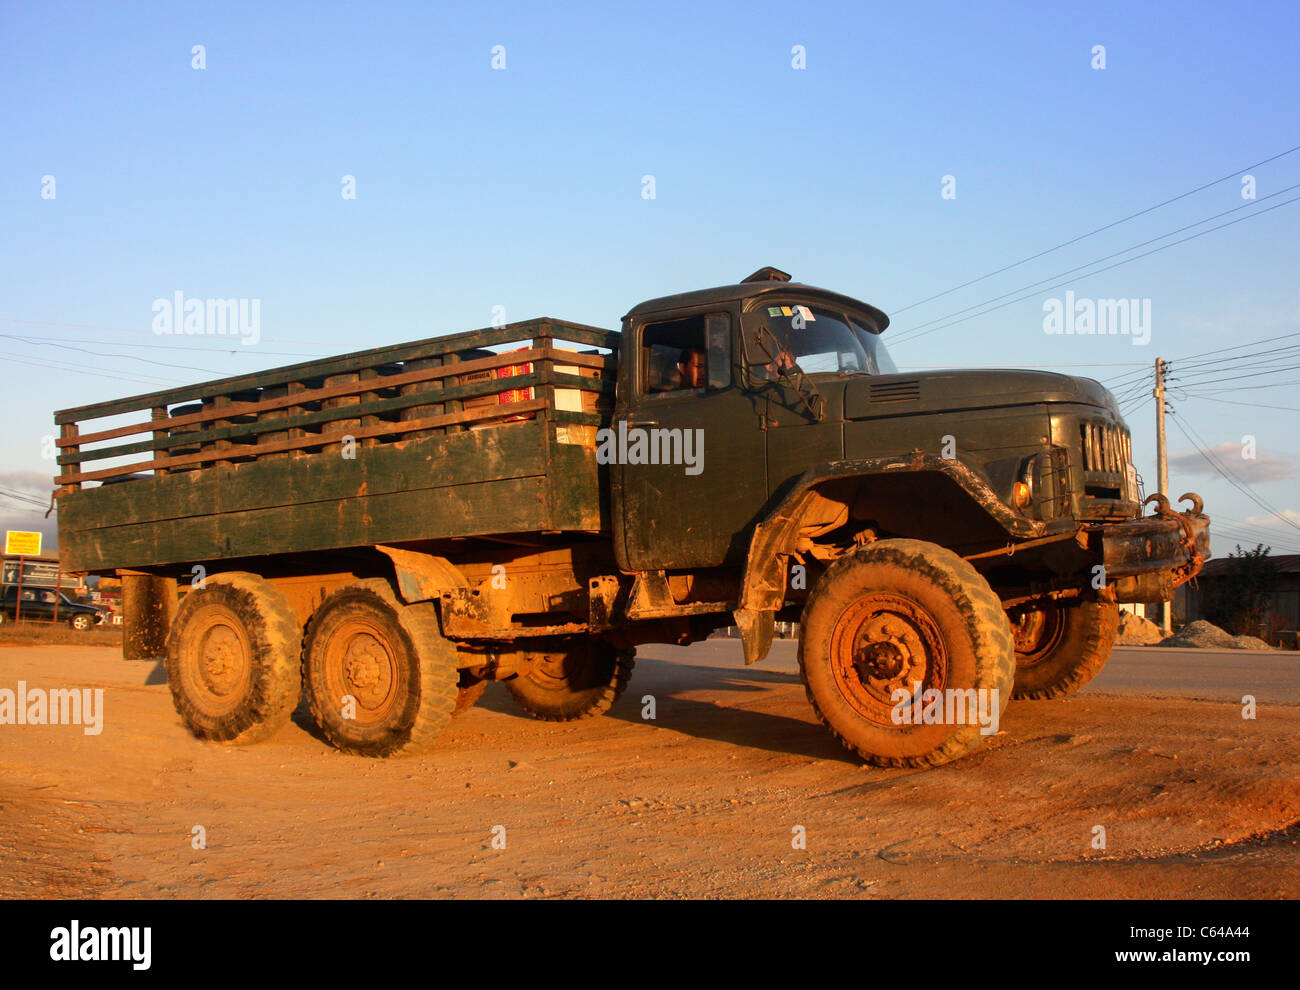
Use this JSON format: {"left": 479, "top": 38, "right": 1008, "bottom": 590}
{"left": 1154, "top": 357, "right": 1171, "bottom": 634}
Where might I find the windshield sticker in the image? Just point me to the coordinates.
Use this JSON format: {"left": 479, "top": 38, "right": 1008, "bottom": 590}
{"left": 767, "top": 307, "right": 782, "bottom": 317}
{"left": 795, "top": 305, "right": 816, "bottom": 322}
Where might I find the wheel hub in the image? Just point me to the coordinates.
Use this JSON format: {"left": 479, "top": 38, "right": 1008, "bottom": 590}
{"left": 1010, "top": 602, "right": 1066, "bottom": 666}
{"left": 831, "top": 594, "right": 946, "bottom": 723}
{"left": 344, "top": 636, "right": 385, "bottom": 690}
{"left": 199, "top": 625, "right": 244, "bottom": 695}
{"left": 182, "top": 606, "right": 254, "bottom": 718}
{"left": 324, "top": 621, "right": 399, "bottom": 721}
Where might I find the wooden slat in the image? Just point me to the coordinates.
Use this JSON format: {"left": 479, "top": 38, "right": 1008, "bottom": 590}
{"left": 59, "top": 369, "right": 613, "bottom": 465}
{"left": 400, "top": 354, "right": 444, "bottom": 442}
{"left": 59, "top": 420, "right": 550, "bottom": 531}
{"left": 259, "top": 383, "right": 290, "bottom": 461}
{"left": 58, "top": 422, "right": 81, "bottom": 492}
{"left": 60, "top": 347, "right": 612, "bottom": 447}
{"left": 57, "top": 398, "right": 551, "bottom": 484}
{"left": 151, "top": 406, "right": 168, "bottom": 478}
{"left": 54, "top": 319, "right": 618, "bottom": 424}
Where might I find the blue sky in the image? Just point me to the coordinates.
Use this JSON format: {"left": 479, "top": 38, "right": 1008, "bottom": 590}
{"left": 1, "top": 0, "right": 1297, "bottom": 555}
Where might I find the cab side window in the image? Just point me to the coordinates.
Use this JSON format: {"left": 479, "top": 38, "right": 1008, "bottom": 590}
{"left": 641, "top": 313, "right": 731, "bottom": 395}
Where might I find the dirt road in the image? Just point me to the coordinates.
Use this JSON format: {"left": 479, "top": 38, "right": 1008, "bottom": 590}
{"left": 2, "top": 640, "right": 1296, "bottom": 899}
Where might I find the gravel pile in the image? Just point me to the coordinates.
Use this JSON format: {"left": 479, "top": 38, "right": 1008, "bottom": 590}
{"left": 1117, "top": 610, "right": 1164, "bottom": 645}
{"left": 1231, "top": 634, "right": 1275, "bottom": 650}
{"left": 1158, "top": 619, "right": 1275, "bottom": 650}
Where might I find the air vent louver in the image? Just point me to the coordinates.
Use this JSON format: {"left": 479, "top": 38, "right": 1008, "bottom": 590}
{"left": 869, "top": 380, "right": 921, "bottom": 403}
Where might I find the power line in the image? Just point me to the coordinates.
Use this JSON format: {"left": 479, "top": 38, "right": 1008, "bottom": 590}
{"left": 1171, "top": 360, "right": 1300, "bottom": 389}
{"left": 893, "top": 182, "right": 1300, "bottom": 342}
{"left": 1167, "top": 341, "right": 1300, "bottom": 375}
{"left": 1, "top": 316, "right": 330, "bottom": 348}
{"left": 1102, "top": 333, "right": 1300, "bottom": 409}
{"left": 1, "top": 334, "right": 235, "bottom": 374}
{"left": 1211, "top": 526, "right": 1300, "bottom": 555}
{"left": 3, "top": 353, "right": 183, "bottom": 387}
{"left": 888, "top": 193, "right": 1300, "bottom": 348}
{"left": 1193, "top": 377, "right": 1300, "bottom": 394}
{"left": 1190, "top": 395, "right": 1300, "bottom": 412}
{"left": 1167, "top": 410, "right": 1300, "bottom": 533}
{"left": 0, "top": 486, "right": 48, "bottom": 507}
{"left": 1214, "top": 514, "right": 1300, "bottom": 547}
{"left": 1, "top": 334, "right": 324, "bottom": 358}
{"left": 1210, "top": 521, "right": 1300, "bottom": 554}
{"left": 1161, "top": 329, "right": 1300, "bottom": 366}
{"left": 891, "top": 143, "right": 1300, "bottom": 314}
{"left": 1112, "top": 351, "right": 1300, "bottom": 406}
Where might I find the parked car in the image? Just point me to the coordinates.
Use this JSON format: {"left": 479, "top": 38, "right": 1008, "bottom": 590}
{"left": 0, "top": 585, "right": 106, "bottom": 630}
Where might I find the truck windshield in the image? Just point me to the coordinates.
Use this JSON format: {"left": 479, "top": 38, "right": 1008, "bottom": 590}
{"left": 851, "top": 317, "right": 899, "bottom": 375}
{"left": 755, "top": 304, "right": 897, "bottom": 376}
{"left": 755, "top": 304, "right": 870, "bottom": 375}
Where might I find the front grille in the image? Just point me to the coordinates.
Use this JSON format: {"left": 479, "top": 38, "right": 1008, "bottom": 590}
{"left": 1080, "top": 420, "right": 1131, "bottom": 474}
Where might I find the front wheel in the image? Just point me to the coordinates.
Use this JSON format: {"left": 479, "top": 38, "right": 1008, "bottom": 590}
{"left": 70, "top": 613, "right": 94, "bottom": 632}
{"left": 798, "top": 539, "right": 1015, "bottom": 769}
{"left": 1009, "top": 600, "right": 1119, "bottom": 700}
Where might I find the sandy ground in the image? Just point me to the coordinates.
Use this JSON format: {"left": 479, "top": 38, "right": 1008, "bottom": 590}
{"left": 1, "top": 639, "right": 1296, "bottom": 899}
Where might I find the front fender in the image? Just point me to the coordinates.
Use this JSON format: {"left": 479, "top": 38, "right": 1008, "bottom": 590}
{"left": 731, "top": 452, "right": 1048, "bottom": 664}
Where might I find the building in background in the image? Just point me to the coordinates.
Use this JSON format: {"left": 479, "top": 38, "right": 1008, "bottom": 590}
{"left": 1179, "top": 554, "right": 1300, "bottom": 648}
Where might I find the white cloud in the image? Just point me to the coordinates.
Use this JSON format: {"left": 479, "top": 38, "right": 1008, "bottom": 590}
{"left": 1168, "top": 442, "right": 1294, "bottom": 483}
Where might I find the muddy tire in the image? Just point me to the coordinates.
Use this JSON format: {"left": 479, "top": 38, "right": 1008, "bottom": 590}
{"left": 1009, "top": 600, "right": 1119, "bottom": 700}
{"left": 164, "top": 572, "right": 302, "bottom": 745}
{"left": 453, "top": 676, "right": 488, "bottom": 716}
{"left": 506, "top": 638, "right": 635, "bottom": 721}
{"left": 302, "top": 579, "right": 458, "bottom": 757}
{"left": 798, "top": 539, "right": 1015, "bottom": 769}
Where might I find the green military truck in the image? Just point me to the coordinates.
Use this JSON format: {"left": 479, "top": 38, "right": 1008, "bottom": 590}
{"left": 53, "top": 267, "right": 1208, "bottom": 767}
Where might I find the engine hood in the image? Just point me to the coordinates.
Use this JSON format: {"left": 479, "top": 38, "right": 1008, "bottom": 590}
{"left": 841, "top": 369, "right": 1120, "bottom": 420}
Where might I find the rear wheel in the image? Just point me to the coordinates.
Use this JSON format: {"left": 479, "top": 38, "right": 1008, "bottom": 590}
{"left": 302, "top": 579, "right": 457, "bottom": 757}
{"left": 505, "top": 637, "right": 635, "bottom": 721}
{"left": 798, "top": 539, "right": 1014, "bottom": 768}
{"left": 164, "top": 572, "right": 302, "bottom": 745}
{"left": 1009, "top": 599, "right": 1119, "bottom": 700}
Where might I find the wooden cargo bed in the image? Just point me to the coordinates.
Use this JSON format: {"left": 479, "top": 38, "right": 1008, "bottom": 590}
{"left": 54, "top": 319, "right": 618, "bottom": 574}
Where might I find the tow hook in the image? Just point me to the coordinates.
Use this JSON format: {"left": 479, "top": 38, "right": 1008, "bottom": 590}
{"left": 1142, "top": 491, "right": 1206, "bottom": 584}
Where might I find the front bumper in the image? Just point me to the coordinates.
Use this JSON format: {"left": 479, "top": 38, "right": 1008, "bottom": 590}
{"left": 1092, "top": 493, "right": 1209, "bottom": 603}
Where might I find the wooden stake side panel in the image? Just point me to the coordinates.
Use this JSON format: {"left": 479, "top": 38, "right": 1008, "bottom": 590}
{"left": 58, "top": 421, "right": 603, "bottom": 573}
{"left": 54, "top": 322, "right": 618, "bottom": 573}
{"left": 55, "top": 340, "right": 614, "bottom": 485}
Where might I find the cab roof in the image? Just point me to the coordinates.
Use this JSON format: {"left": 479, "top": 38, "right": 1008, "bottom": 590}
{"left": 622, "top": 278, "right": 891, "bottom": 333}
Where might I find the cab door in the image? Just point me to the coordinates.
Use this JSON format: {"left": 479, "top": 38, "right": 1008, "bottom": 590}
{"left": 739, "top": 303, "right": 848, "bottom": 504}
{"left": 613, "top": 310, "right": 769, "bottom": 571}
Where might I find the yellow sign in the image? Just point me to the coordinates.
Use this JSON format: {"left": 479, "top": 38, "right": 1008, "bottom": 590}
{"left": 4, "top": 530, "right": 42, "bottom": 556}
